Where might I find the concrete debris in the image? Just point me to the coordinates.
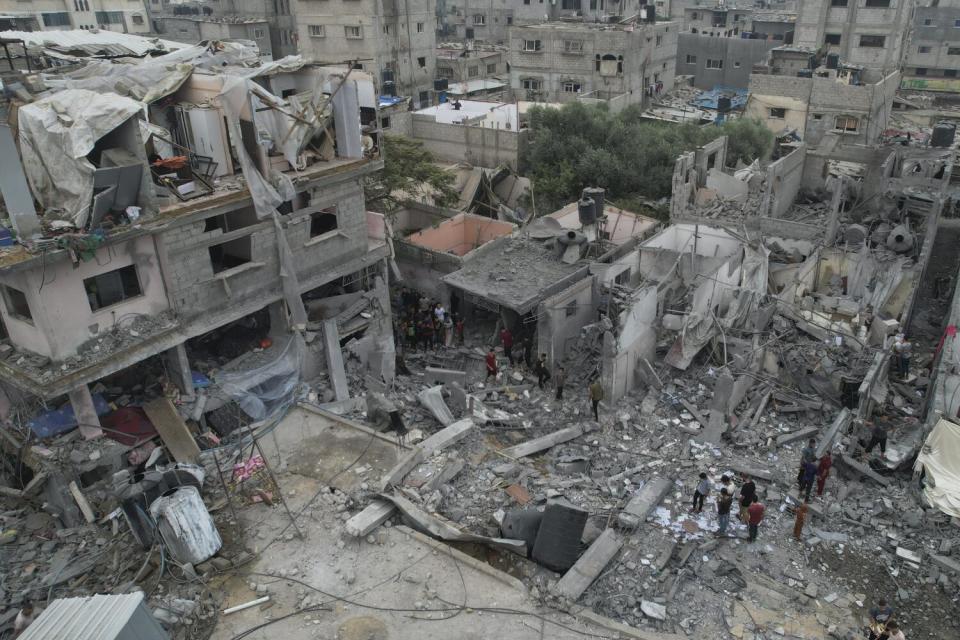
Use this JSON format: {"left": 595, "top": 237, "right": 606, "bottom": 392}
{"left": 552, "top": 528, "right": 623, "bottom": 600}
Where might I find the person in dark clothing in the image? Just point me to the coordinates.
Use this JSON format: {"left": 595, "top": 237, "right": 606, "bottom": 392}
{"left": 864, "top": 420, "right": 889, "bottom": 456}
{"left": 588, "top": 379, "right": 603, "bottom": 421}
{"left": 535, "top": 354, "right": 551, "bottom": 389}
{"left": 798, "top": 438, "right": 817, "bottom": 486}
{"left": 799, "top": 460, "right": 817, "bottom": 502}
{"left": 739, "top": 474, "right": 756, "bottom": 523}
{"left": 716, "top": 488, "right": 733, "bottom": 536}
{"left": 523, "top": 337, "right": 533, "bottom": 368}
{"left": 554, "top": 366, "right": 566, "bottom": 401}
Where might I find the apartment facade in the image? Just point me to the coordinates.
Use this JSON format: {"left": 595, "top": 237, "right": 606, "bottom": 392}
{"left": 295, "top": 0, "right": 437, "bottom": 106}
{"left": 902, "top": 0, "right": 960, "bottom": 92}
{"left": 794, "top": 0, "right": 913, "bottom": 72}
{"left": 507, "top": 19, "right": 677, "bottom": 106}
{"left": 0, "top": 60, "right": 392, "bottom": 436}
{"left": 154, "top": 17, "right": 274, "bottom": 58}
{"left": 0, "top": 0, "right": 150, "bottom": 33}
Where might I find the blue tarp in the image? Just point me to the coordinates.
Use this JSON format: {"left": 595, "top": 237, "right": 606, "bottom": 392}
{"left": 378, "top": 95, "right": 405, "bottom": 108}
{"left": 691, "top": 87, "right": 749, "bottom": 111}
{"left": 29, "top": 394, "right": 111, "bottom": 439}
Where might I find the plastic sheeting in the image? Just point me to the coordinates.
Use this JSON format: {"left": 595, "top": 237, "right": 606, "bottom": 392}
{"left": 215, "top": 333, "right": 305, "bottom": 422}
{"left": 915, "top": 418, "right": 960, "bottom": 517}
{"left": 846, "top": 247, "right": 908, "bottom": 312}
{"left": 18, "top": 89, "right": 142, "bottom": 227}
{"left": 57, "top": 60, "right": 194, "bottom": 104}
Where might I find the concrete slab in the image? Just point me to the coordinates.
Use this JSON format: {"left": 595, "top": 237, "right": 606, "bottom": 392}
{"left": 552, "top": 528, "right": 623, "bottom": 600}
{"left": 619, "top": 477, "right": 673, "bottom": 528}
{"left": 323, "top": 319, "right": 350, "bottom": 402}
{"left": 345, "top": 499, "right": 396, "bottom": 537}
{"left": 500, "top": 425, "right": 585, "bottom": 459}
{"left": 424, "top": 367, "right": 467, "bottom": 386}
{"left": 417, "top": 385, "right": 456, "bottom": 426}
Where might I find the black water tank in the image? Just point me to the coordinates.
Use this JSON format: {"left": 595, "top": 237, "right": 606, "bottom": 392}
{"left": 578, "top": 197, "right": 596, "bottom": 226}
{"left": 717, "top": 96, "right": 732, "bottom": 113}
{"left": 382, "top": 69, "right": 395, "bottom": 83}
{"left": 531, "top": 499, "right": 588, "bottom": 572}
{"left": 434, "top": 78, "right": 449, "bottom": 91}
{"left": 382, "top": 81, "right": 396, "bottom": 96}
{"left": 826, "top": 53, "right": 839, "bottom": 70}
{"left": 501, "top": 509, "right": 544, "bottom": 556}
{"left": 582, "top": 187, "right": 605, "bottom": 216}
{"left": 797, "top": 69, "right": 813, "bottom": 78}
{"left": 932, "top": 122, "right": 956, "bottom": 148}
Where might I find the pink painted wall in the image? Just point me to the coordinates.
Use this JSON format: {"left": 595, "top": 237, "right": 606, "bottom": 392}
{"left": 406, "top": 213, "right": 514, "bottom": 257}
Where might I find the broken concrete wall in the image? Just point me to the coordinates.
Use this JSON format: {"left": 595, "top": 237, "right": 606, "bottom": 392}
{"left": 537, "top": 275, "right": 598, "bottom": 366}
{"left": 592, "top": 248, "right": 641, "bottom": 288}
{"left": 762, "top": 143, "right": 806, "bottom": 219}
{"left": 405, "top": 213, "right": 515, "bottom": 257}
{"left": 884, "top": 148, "right": 954, "bottom": 197}
{"left": 670, "top": 150, "right": 697, "bottom": 220}
{"left": 0, "top": 236, "right": 169, "bottom": 361}
{"left": 602, "top": 285, "right": 657, "bottom": 400}
{"left": 639, "top": 224, "right": 740, "bottom": 286}
{"left": 409, "top": 115, "right": 526, "bottom": 169}
{"left": 801, "top": 144, "right": 890, "bottom": 196}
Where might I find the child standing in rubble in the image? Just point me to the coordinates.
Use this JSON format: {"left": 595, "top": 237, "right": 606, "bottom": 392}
{"left": 486, "top": 348, "right": 498, "bottom": 381}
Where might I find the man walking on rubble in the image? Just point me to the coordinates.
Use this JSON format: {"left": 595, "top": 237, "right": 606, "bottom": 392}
{"left": 691, "top": 471, "right": 711, "bottom": 513}
{"left": 501, "top": 326, "right": 514, "bottom": 364}
{"left": 739, "top": 474, "right": 756, "bottom": 523}
{"left": 799, "top": 459, "right": 817, "bottom": 502}
{"left": 817, "top": 450, "right": 833, "bottom": 497}
{"left": 863, "top": 419, "right": 889, "bottom": 458}
{"left": 589, "top": 378, "right": 604, "bottom": 421}
{"left": 747, "top": 495, "right": 765, "bottom": 542}
{"left": 893, "top": 334, "right": 912, "bottom": 380}
{"left": 554, "top": 366, "right": 566, "bottom": 402}
{"left": 535, "top": 353, "right": 551, "bottom": 389}
{"left": 798, "top": 438, "right": 817, "bottom": 486}
{"left": 716, "top": 487, "right": 733, "bottom": 536}
{"left": 792, "top": 501, "right": 808, "bottom": 541}
{"left": 486, "top": 348, "right": 498, "bottom": 381}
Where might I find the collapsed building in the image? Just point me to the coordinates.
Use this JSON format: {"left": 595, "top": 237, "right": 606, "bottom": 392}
{"left": 2, "top": 32, "right": 960, "bottom": 640}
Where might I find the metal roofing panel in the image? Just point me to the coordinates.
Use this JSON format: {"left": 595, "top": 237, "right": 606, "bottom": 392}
{"left": 0, "top": 29, "right": 186, "bottom": 56}
{"left": 19, "top": 592, "right": 168, "bottom": 640}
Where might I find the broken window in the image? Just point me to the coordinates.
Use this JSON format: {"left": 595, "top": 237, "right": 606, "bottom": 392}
{"left": 859, "top": 35, "right": 885, "bottom": 48}
{"left": 834, "top": 115, "right": 859, "bottom": 133}
{"left": 565, "top": 300, "right": 577, "bottom": 317}
{"left": 562, "top": 81, "right": 582, "bottom": 93}
{"left": 523, "top": 40, "right": 542, "bottom": 52}
{"left": 418, "top": 56, "right": 427, "bottom": 68}
{"left": 468, "top": 65, "right": 479, "bottom": 77}
{"left": 84, "top": 265, "right": 142, "bottom": 312}
{"left": 311, "top": 207, "right": 339, "bottom": 238}
{"left": 522, "top": 78, "right": 542, "bottom": 90}
{"left": 209, "top": 236, "right": 253, "bottom": 274}
{"left": 706, "top": 58, "right": 723, "bottom": 69}
{"left": 825, "top": 33, "right": 841, "bottom": 45}
{"left": 487, "top": 63, "right": 497, "bottom": 73}
{"left": 2, "top": 286, "right": 32, "bottom": 323}
{"left": 615, "top": 269, "right": 631, "bottom": 285}
{"left": 769, "top": 107, "right": 786, "bottom": 118}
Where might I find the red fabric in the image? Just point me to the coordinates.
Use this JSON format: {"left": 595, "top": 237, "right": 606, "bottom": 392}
{"left": 817, "top": 455, "right": 832, "bottom": 479}
{"left": 101, "top": 407, "right": 158, "bottom": 447}
{"left": 747, "top": 502, "right": 765, "bottom": 525}
{"left": 486, "top": 352, "right": 497, "bottom": 372}
{"left": 500, "top": 329, "right": 513, "bottom": 349}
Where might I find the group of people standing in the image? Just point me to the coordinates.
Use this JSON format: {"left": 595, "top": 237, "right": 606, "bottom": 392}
{"left": 690, "top": 472, "right": 766, "bottom": 542}
{"left": 395, "top": 289, "right": 462, "bottom": 352}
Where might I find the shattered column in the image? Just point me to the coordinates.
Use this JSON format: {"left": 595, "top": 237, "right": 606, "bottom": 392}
{"left": 68, "top": 384, "right": 103, "bottom": 440}
{"left": 163, "top": 343, "right": 193, "bottom": 396}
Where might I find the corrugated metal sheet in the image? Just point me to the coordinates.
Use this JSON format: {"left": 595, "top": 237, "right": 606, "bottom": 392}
{"left": 19, "top": 592, "right": 169, "bottom": 640}
{"left": 0, "top": 29, "right": 186, "bottom": 56}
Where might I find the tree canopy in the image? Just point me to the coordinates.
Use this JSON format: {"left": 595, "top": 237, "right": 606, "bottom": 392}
{"left": 520, "top": 103, "right": 774, "bottom": 213}
{"left": 365, "top": 135, "right": 459, "bottom": 212}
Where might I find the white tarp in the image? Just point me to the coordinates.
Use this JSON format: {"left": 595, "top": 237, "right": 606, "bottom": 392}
{"left": 18, "top": 89, "right": 142, "bottom": 227}
{"left": 915, "top": 418, "right": 960, "bottom": 517}
{"left": 58, "top": 60, "right": 194, "bottom": 104}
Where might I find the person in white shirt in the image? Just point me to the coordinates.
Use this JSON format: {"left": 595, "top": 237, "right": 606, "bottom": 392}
{"left": 13, "top": 603, "right": 35, "bottom": 638}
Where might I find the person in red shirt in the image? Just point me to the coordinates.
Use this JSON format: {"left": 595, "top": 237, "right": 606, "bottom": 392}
{"left": 485, "top": 348, "right": 498, "bottom": 381}
{"left": 816, "top": 451, "right": 833, "bottom": 497}
{"left": 747, "top": 496, "right": 765, "bottom": 542}
{"left": 500, "top": 327, "right": 514, "bottom": 364}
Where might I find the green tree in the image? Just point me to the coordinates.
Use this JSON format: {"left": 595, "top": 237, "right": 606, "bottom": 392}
{"left": 520, "top": 103, "right": 773, "bottom": 213}
{"left": 364, "top": 135, "right": 459, "bottom": 211}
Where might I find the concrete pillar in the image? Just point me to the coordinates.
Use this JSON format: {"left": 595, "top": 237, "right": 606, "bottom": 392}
{"left": 164, "top": 343, "right": 192, "bottom": 395}
{"left": 267, "top": 300, "right": 290, "bottom": 340}
{"left": 68, "top": 384, "right": 103, "bottom": 440}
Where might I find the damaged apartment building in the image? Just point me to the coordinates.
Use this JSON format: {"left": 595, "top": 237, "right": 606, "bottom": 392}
{"left": 0, "top": 41, "right": 397, "bottom": 485}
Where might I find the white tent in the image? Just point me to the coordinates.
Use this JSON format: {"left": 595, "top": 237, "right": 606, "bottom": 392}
{"left": 914, "top": 417, "right": 960, "bottom": 517}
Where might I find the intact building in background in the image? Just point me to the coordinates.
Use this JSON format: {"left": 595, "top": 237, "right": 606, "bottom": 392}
{"left": 794, "top": 0, "right": 913, "bottom": 73}
{"left": 0, "top": 0, "right": 151, "bottom": 34}
{"left": 295, "top": 0, "right": 437, "bottom": 107}
{"left": 902, "top": 0, "right": 960, "bottom": 93}
{"left": 507, "top": 17, "right": 677, "bottom": 108}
